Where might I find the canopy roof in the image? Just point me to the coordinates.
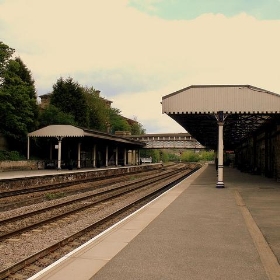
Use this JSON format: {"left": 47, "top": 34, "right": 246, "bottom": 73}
{"left": 162, "top": 85, "right": 280, "bottom": 150}
{"left": 28, "top": 125, "right": 145, "bottom": 147}
{"left": 28, "top": 125, "right": 85, "bottom": 137}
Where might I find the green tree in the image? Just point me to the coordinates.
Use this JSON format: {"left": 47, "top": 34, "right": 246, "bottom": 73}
{"left": 109, "top": 108, "right": 131, "bottom": 133}
{"left": 181, "top": 150, "right": 211, "bottom": 162}
{"left": 0, "top": 55, "right": 39, "bottom": 151}
{"left": 0, "top": 42, "right": 14, "bottom": 84}
{"left": 83, "top": 87, "right": 110, "bottom": 131}
{"left": 161, "top": 150, "right": 169, "bottom": 163}
{"left": 181, "top": 150, "right": 199, "bottom": 162}
{"left": 51, "top": 77, "right": 89, "bottom": 127}
{"left": 130, "top": 117, "right": 146, "bottom": 135}
{"left": 200, "top": 150, "right": 215, "bottom": 161}
{"left": 39, "top": 104, "right": 76, "bottom": 127}
{"left": 167, "top": 152, "right": 180, "bottom": 162}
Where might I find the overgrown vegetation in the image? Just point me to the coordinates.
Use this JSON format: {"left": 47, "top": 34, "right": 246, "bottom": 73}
{"left": 45, "top": 192, "right": 66, "bottom": 200}
{"left": 0, "top": 150, "right": 25, "bottom": 161}
{"left": 140, "top": 149, "right": 215, "bottom": 163}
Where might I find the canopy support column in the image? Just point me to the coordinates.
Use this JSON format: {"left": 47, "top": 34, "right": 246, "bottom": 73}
{"left": 27, "top": 137, "right": 30, "bottom": 160}
{"left": 124, "top": 148, "right": 127, "bottom": 166}
{"left": 50, "top": 142, "right": 53, "bottom": 160}
{"left": 105, "top": 146, "right": 108, "bottom": 167}
{"left": 92, "top": 144, "right": 96, "bottom": 168}
{"left": 57, "top": 136, "right": 63, "bottom": 170}
{"left": 115, "top": 147, "right": 118, "bottom": 166}
{"left": 77, "top": 142, "right": 81, "bottom": 169}
{"left": 215, "top": 111, "right": 227, "bottom": 188}
{"left": 137, "top": 149, "right": 140, "bottom": 165}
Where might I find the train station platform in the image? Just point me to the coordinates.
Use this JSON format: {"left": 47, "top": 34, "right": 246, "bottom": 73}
{"left": 29, "top": 164, "right": 280, "bottom": 280}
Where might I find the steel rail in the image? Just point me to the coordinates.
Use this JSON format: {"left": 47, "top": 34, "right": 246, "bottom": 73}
{"left": 0, "top": 166, "right": 169, "bottom": 198}
{"left": 0, "top": 166, "right": 191, "bottom": 241}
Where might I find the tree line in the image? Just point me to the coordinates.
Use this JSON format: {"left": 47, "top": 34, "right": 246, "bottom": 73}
{"left": 0, "top": 41, "right": 145, "bottom": 156}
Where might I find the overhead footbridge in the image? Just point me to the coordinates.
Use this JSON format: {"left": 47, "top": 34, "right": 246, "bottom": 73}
{"left": 126, "top": 133, "right": 204, "bottom": 149}
{"left": 162, "top": 85, "right": 280, "bottom": 188}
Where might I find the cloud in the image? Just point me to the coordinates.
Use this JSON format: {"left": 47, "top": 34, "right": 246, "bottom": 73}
{"left": 129, "top": 0, "right": 280, "bottom": 20}
{"left": 1, "top": 1, "right": 280, "bottom": 133}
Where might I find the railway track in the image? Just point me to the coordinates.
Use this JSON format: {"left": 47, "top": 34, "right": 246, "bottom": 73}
{"left": 0, "top": 163, "right": 200, "bottom": 279}
{"left": 0, "top": 165, "right": 190, "bottom": 241}
{"left": 0, "top": 166, "right": 172, "bottom": 211}
{"left": 0, "top": 166, "right": 169, "bottom": 199}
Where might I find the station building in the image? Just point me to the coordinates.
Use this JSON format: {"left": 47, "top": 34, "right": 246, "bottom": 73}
{"left": 162, "top": 85, "right": 280, "bottom": 187}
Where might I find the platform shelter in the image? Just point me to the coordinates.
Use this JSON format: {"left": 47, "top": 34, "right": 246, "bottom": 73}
{"left": 162, "top": 85, "right": 280, "bottom": 188}
{"left": 27, "top": 125, "right": 145, "bottom": 169}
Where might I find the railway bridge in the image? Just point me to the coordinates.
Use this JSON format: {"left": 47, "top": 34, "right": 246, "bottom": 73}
{"left": 126, "top": 133, "right": 205, "bottom": 149}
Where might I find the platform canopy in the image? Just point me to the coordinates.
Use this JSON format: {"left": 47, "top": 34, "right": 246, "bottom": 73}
{"left": 28, "top": 125, "right": 85, "bottom": 138}
{"left": 28, "top": 125, "right": 145, "bottom": 146}
{"left": 162, "top": 85, "right": 280, "bottom": 150}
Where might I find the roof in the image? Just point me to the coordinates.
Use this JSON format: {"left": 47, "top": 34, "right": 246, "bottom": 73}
{"left": 127, "top": 133, "right": 191, "bottom": 138}
{"left": 162, "top": 85, "right": 280, "bottom": 114}
{"left": 28, "top": 125, "right": 145, "bottom": 147}
{"left": 162, "top": 85, "right": 280, "bottom": 150}
{"left": 28, "top": 125, "right": 84, "bottom": 137}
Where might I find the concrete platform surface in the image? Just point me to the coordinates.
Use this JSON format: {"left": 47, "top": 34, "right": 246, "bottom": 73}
{"left": 0, "top": 167, "right": 116, "bottom": 179}
{"left": 29, "top": 164, "right": 280, "bottom": 280}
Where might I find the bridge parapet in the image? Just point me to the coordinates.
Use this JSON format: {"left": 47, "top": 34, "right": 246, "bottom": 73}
{"left": 126, "top": 133, "right": 205, "bottom": 149}
{"left": 144, "top": 140, "right": 204, "bottom": 149}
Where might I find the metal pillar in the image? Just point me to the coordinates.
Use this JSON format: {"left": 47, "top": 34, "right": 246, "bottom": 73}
{"left": 27, "top": 137, "right": 30, "bottom": 160}
{"left": 50, "top": 142, "right": 53, "bottom": 160}
{"left": 115, "top": 147, "right": 118, "bottom": 166}
{"left": 133, "top": 150, "right": 136, "bottom": 165}
{"left": 137, "top": 150, "right": 140, "bottom": 165}
{"left": 128, "top": 150, "right": 132, "bottom": 165}
{"left": 105, "top": 146, "right": 108, "bottom": 167}
{"left": 57, "top": 137, "right": 63, "bottom": 170}
{"left": 123, "top": 148, "right": 127, "bottom": 166}
{"left": 92, "top": 144, "right": 96, "bottom": 168}
{"left": 215, "top": 111, "right": 227, "bottom": 188}
{"left": 77, "top": 142, "right": 81, "bottom": 169}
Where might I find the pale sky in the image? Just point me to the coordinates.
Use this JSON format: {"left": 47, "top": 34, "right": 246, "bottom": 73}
{"left": 1, "top": 0, "right": 280, "bottom": 133}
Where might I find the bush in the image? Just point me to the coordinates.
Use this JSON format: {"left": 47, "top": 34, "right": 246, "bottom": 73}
{"left": 181, "top": 151, "right": 200, "bottom": 162}
{"left": 0, "top": 150, "right": 25, "bottom": 161}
